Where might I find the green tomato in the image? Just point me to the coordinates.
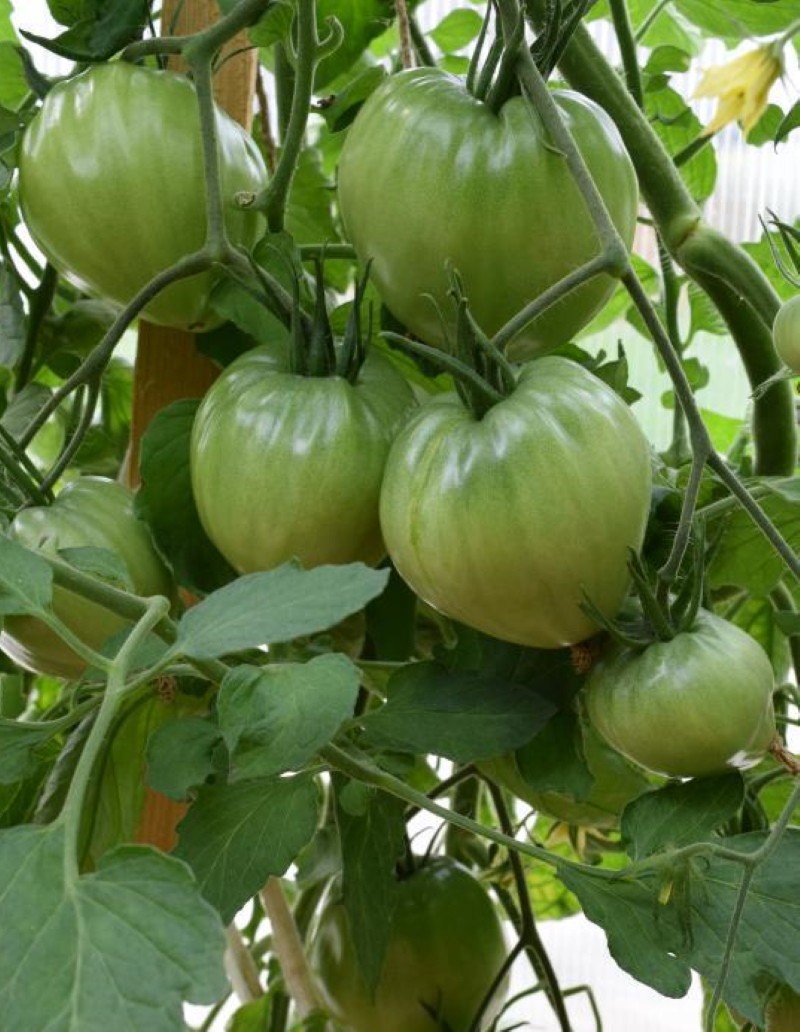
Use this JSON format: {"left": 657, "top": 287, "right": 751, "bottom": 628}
{"left": 585, "top": 610, "right": 776, "bottom": 778}
{"left": 772, "top": 294, "right": 800, "bottom": 373}
{"left": 18, "top": 62, "right": 266, "bottom": 332}
{"left": 1, "top": 477, "right": 173, "bottom": 679}
{"left": 379, "top": 357, "right": 652, "bottom": 648}
{"left": 337, "top": 68, "right": 638, "bottom": 362}
{"left": 190, "top": 342, "right": 417, "bottom": 573}
{"left": 309, "top": 858, "right": 508, "bottom": 1032}
{"left": 480, "top": 723, "right": 651, "bottom": 828}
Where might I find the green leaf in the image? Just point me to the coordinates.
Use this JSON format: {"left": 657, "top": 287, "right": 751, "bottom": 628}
{"left": 286, "top": 146, "right": 339, "bottom": 246}
{"left": 708, "top": 480, "right": 800, "bottom": 595}
{"left": 688, "top": 281, "right": 727, "bottom": 338}
{"left": 146, "top": 716, "right": 223, "bottom": 801}
{"left": 334, "top": 776, "right": 406, "bottom": 990}
{"left": 646, "top": 84, "right": 716, "bottom": 201}
{"left": 558, "top": 862, "right": 692, "bottom": 997}
{"left": 746, "top": 104, "right": 785, "bottom": 147}
{"left": 135, "top": 398, "right": 237, "bottom": 596}
{"left": 364, "top": 562, "right": 417, "bottom": 661}
{"left": 0, "top": 264, "right": 24, "bottom": 368}
{"left": 514, "top": 708, "right": 594, "bottom": 799}
{"left": 46, "top": 0, "right": 94, "bottom": 26}
{"left": 57, "top": 545, "right": 133, "bottom": 592}
{"left": 776, "top": 101, "right": 800, "bottom": 145}
{"left": 701, "top": 409, "right": 744, "bottom": 455}
{"left": 174, "top": 562, "right": 389, "bottom": 660}
{"left": 361, "top": 659, "right": 557, "bottom": 762}
{"left": 22, "top": 0, "right": 149, "bottom": 61}
{"left": 219, "top": 653, "right": 360, "bottom": 780}
{"left": 174, "top": 773, "right": 319, "bottom": 923}
{"left": 319, "top": 65, "right": 387, "bottom": 133}
{"left": 621, "top": 775, "right": 745, "bottom": 861}
{"left": 676, "top": 0, "right": 800, "bottom": 39}
{"left": 0, "top": 716, "right": 60, "bottom": 783}
{"left": 0, "top": 43, "right": 27, "bottom": 112}
{"left": 0, "top": 536, "right": 53, "bottom": 615}
{"left": 429, "top": 8, "right": 483, "bottom": 52}
{"left": 627, "top": 0, "right": 701, "bottom": 53}
{"left": 732, "top": 595, "right": 791, "bottom": 681}
{"left": 228, "top": 998, "right": 273, "bottom": 1032}
{"left": 644, "top": 45, "right": 692, "bottom": 75}
{"left": 0, "top": 824, "right": 226, "bottom": 1029}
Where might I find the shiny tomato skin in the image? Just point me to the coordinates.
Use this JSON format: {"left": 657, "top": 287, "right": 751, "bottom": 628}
{"left": 586, "top": 610, "right": 776, "bottom": 778}
{"left": 18, "top": 62, "right": 266, "bottom": 332}
{"left": 310, "top": 858, "right": 508, "bottom": 1032}
{"left": 337, "top": 68, "right": 638, "bottom": 361}
{"left": 1, "top": 477, "right": 173, "bottom": 679}
{"left": 772, "top": 294, "right": 800, "bottom": 373}
{"left": 190, "top": 342, "right": 417, "bottom": 573}
{"left": 379, "top": 357, "right": 652, "bottom": 648}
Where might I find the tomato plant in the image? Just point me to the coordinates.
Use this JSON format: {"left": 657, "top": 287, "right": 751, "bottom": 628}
{"left": 379, "top": 356, "right": 652, "bottom": 648}
{"left": 772, "top": 294, "right": 800, "bottom": 373}
{"left": 765, "top": 986, "right": 800, "bottom": 1032}
{"left": 1, "top": 477, "right": 173, "bottom": 678}
{"left": 585, "top": 611, "right": 777, "bottom": 778}
{"left": 309, "top": 858, "right": 509, "bottom": 1032}
{"left": 190, "top": 338, "right": 416, "bottom": 573}
{"left": 18, "top": 61, "right": 266, "bottom": 331}
{"left": 337, "top": 68, "right": 638, "bottom": 360}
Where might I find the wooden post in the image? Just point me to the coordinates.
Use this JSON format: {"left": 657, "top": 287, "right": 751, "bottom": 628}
{"left": 132, "top": 1, "right": 258, "bottom": 851}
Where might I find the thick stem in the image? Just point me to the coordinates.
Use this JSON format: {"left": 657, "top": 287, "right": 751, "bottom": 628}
{"left": 260, "top": 877, "right": 323, "bottom": 1019}
{"left": 16, "top": 263, "right": 58, "bottom": 391}
{"left": 225, "top": 924, "right": 264, "bottom": 1002}
{"left": 608, "top": 0, "right": 642, "bottom": 107}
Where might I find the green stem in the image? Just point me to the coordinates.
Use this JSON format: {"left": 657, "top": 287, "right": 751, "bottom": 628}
{"left": 704, "top": 865, "right": 755, "bottom": 1032}
{"left": 262, "top": 0, "right": 319, "bottom": 232}
{"left": 60, "top": 595, "right": 171, "bottom": 878}
{"left": 771, "top": 583, "right": 800, "bottom": 687}
{"left": 16, "top": 263, "right": 58, "bottom": 391}
{"left": 658, "top": 450, "right": 706, "bottom": 591}
{"left": 0, "top": 423, "right": 50, "bottom": 505}
{"left": 408, "top": 14, "right": 436, "bottom": 67}
{"left": 523, "top": 3, "right": 795, "bottom": 476}
{"left": 608, "top": 0, "right": 643, "bottom": 107}
{"left": 633, "top": 0, "right": 670, "bottom": 42}
{"left": 184, "top": 58, "right": 229, "bottom": 255}
{"left": 40, "top": 374, "right": 102, "bottom": 492}
{"left": 778, "top": 17, "right": 800, "bottom": 47}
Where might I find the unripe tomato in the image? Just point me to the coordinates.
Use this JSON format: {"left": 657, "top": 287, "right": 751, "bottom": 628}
{"left": 585, "top": 610, "right": 776, "bottom": 778}
{"left": 18, "top": 62, "right": 266, "bottom": 332}
{"left": 190, "top": 341, "right": 417, "bottom": 573}
{"left": 309, "top": 858, "right": 508, "bottom": 1032}
{"left": 1, "top": 478, "right": 173, "bottom": 679}
{"left": 772, "top": 294, "right": 800, "bottom": 373}
{"left": 379, "top": 357, "right": 652, "bottom": 648}
{"left": 337, "top": 68, "right": 638, "bottom": 361}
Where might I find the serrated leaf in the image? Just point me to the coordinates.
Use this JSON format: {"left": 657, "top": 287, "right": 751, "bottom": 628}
{"left": 0, "top": 824, "right": 227, "bottom": 1030}
{"left": 135, "top": 398, "right": 237, "bottom": 596}
{"left": 218, "top": 653, "right": 360, "bottom": 780}
{"left": 174, "top": 562, "right": 388, "bottom": 660}
{"left": 622, "top": 774, "right": 745, "bottom": 861}
{"left": 334, "top": 776, "right": 406, "bottom": 990}
{"left": 0, "top": 536, "right": 53, "bottom": 615}
{"left": 22, "top": 0, "right": 148, "bottom": 61}
{"left": 175, "top": 773, "right": 319, "bottom": 923}
{"left": 146, "top": 716, "right": 223, "bottom": 801}
{"left": 361, "top": 659, "right": 557, "bottom": 762}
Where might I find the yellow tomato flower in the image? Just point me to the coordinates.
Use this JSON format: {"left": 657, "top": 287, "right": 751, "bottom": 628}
{"left": 694, "top": 43, "right": 784, "bottom": 137}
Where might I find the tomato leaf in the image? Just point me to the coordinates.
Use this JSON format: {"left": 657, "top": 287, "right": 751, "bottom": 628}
{"left": 0, "top": 536, "right": 53, "bottom": 615}
{"left": 334, "top": 775, "right": 406, "bottom": 991}
{"left": 0, "top": 265, "right": 24, "bottom": 369}
{"left": 22, "top": 0, "right": 149, "bottom": 61}
{"left": 57, "top": 545, "right": 133, "bottom": 592}
{"left": 173, "top": 562, "right": 389, "bottom": 660}
{"left": 0, "top": 824, "right": 226, "bottom": 1028}
{"left": 0, "top": 717, "right": 60, "bottom": 783}
{"left": 146, "top": 716, "right": 223, "bottom": 801}
{"left": 135, "top": 398, "right": 237, "bottom": 596}
{"left": 776, "top": 101, "right": 800, "bottom": 145}
{"left": 428, "top": 9, "right": 484, "bottom": 53}
{"left": 361, "top": 661, "right": 557, "bottom": 763}
{"left": 514, "top": 709, "right": 594, "bottom": 800}
{"left": 218, "top": 653, "right": 361, "bottom": 780}
{"left": 174, "top": 773, "right": 319, "bottom": 923}
{"left": 621, "top": 774, "right": 745, "bottom": 861}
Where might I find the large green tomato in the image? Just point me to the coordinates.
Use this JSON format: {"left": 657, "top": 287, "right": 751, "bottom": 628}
{"left": 337, "top": 68, "right": 638, "bottom": 361}
{"left": 190, "top": 342, "right": 416, "bottom": 573}
{"left": 309, "top": 858, "right": 508, "bottom": 1032}
{"left": 18, "top": 62, "right": 266, "bottom": 332}
{"left": 585, "top": 610, "right": 776, "bottom": 778}
{"left": 379, "top": 357, "right": 652, "bottom": 648}
{"left": 1, "top": 478, "right": 173, "bottom": 679}
{"left": 772, "top": 294, "right": 800, "bottom": 373}
{"left": 480, "top": 723, "right": 651, "bottom": 828}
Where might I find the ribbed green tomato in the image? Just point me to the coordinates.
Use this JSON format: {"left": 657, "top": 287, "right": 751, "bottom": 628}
{"left": 309, "top": 859, "right": 508, "bottom": 1032}
{"left": 337, "top": 68, "right": 638, "bottom": 361}
{"left": 190, "top": 342, "right": 416, "bottom": 573}
{"left": 773, "top": 294, "right": 800, "bottom": 373}
{"left": 479, "top": 723, "right": 651, "bottom": 828}
{"left": 586, "top": 610, "right": 776, "bottom": 778}
{"left": 379, "top": 357, "right": 652, "bottom": 648}
{"left": 18, "top": 62, "right": 266, "bottom": 332}
{"left": 1, "top": 478, "right": 173, "bottom": 679}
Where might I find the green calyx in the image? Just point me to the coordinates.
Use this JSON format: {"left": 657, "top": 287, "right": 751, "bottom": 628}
{"left": 290, "top": 260, "right": 371, "bottom": 383}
